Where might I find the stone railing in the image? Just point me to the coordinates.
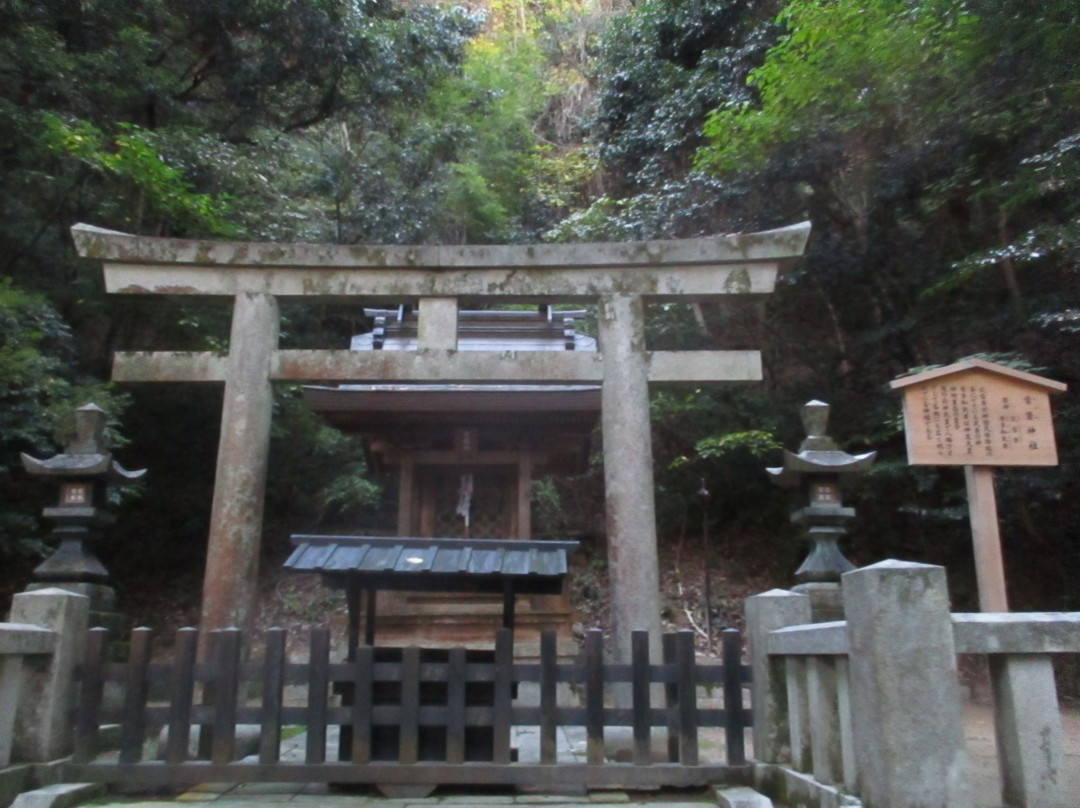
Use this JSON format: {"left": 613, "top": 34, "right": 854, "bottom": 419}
{"left": 0, "top": 623, "right": 56, "bottom": 767}
{"left": 746, "top": 560, "right": 1079, "bottom": 808}
{"left": 1, "top": 589, "right": 89, "bottom": 773}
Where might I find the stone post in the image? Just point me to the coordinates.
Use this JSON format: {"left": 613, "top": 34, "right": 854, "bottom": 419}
{"left": 744, "top": 589, "right": 811, "bottom": 763}
{"left": 200, "top": 292, "right": 279, "bottom": 640}
{"left": 417, "top": 297, "right": 458, "bottom": 350}
{"left": 7, "top": 588, "right": 89, "bottom": 761}
{"left": 598, "top": 293, "right": 662, "bottom": 664}
{"left": 843, "top": 560, "right": 972, "bottom": 808}
{"left": 0, "top": 624, "right": 56, "bottom": 766}
{"left": 990, "top": 654, "right": 1068, "bottom": 808}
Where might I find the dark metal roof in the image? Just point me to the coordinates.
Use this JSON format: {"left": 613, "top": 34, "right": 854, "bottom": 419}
{"left": 284, "top": 535, "right": 578, "bottom": 594}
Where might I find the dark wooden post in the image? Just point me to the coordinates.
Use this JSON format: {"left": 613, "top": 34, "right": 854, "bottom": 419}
{"left": 350, "top": 645, "right": 373, "bottom": 764}
{"left": 73, "top": 627, "right": 108, "bottom": 764}
{"left": 259, "top": 628, "right": 286, "bottom": 764}
{"left": 165, "top": 628, "right": 198, "bottom": 764}
{"left": 631, "top": 629, "right": 651, "bottom": 764}
{"left": 584, "top": 628, "right": 605, "bottom": 764}
{"left": 722, "top": 628, "right": 746, "bottom": 765}
{"left": 210, "top": 628, "right": 242, "bottom": 765}
{"left": 306, "top": 628, "right": 330, "bottom": 763}
{"left": 539, "top": 629, "right": 558, "bottom": 765}
{"left": 118, "top": 628, "right": 153, "bottom": 764}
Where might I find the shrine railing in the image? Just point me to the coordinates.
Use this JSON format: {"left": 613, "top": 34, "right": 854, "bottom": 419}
{"left": 69, "top": 626, "right": 752, "bottom": 790}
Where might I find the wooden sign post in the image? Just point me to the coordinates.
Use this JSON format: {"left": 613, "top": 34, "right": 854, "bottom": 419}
{"left": 890, "top": 359, "right": 1066, "bottom": 611}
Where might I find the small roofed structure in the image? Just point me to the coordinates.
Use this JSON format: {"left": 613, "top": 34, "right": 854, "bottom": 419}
{"left": 301, "top": 307, "right": 599, "bottom": 648}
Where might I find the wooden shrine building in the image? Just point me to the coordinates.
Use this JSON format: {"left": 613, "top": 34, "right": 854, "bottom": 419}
{"left": 298, "top": 307, "right": 600, "bottom": 647}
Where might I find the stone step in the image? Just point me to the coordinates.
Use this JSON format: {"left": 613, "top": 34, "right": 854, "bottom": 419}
{"left": 9, "top": 783, "right": 103, "bottom": 808}
{"left": 714, "top": 786, "right": 774, "bottom": 808}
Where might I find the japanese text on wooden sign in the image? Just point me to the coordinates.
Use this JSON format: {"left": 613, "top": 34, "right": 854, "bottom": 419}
{"left": 900, "top": 373, "right": 1058, "bottom": 466}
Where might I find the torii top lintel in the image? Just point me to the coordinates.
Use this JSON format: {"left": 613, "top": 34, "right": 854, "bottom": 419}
{"left": 72, "top": 222, "right": 809, "bottom": 386}
{"left": 72, "top": 222, "right": 810, "bottom": 302}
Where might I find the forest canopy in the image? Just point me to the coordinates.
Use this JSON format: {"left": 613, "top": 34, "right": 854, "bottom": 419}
{"left": 1, "top": 0, "right": 1077, "bottom": 617}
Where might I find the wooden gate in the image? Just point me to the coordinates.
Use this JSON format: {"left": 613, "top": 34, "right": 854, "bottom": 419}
{"left": 70, "top": 626, "right": 752, "bottom": 791}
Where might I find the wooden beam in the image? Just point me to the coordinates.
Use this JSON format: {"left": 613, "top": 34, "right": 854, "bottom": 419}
{"left": 965, "top": 465, "right": 1009, "bottom": 611}
{"left": 396, "top": 458, "right": 414, "bottom": 537}
{"left": 517, "top": 450, "right": 532, "bottom": 540}
{"left": 381, "top": 448, "right": 550, "bottom": 466}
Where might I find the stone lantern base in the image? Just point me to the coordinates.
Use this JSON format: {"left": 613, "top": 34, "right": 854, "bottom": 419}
{"left": 791, "top": 581, "right": 845, "bottom": 623}
{"left": 24, "top": 580, "right": 123, "bottom": 638}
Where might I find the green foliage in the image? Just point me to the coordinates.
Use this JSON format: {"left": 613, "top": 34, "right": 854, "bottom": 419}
{"left": 0, "top": 279, "right": 129, "bottom": 556}
{"left": 266, "top": 388, "right": 382, "bottom": 541}
{"left": 551, "top": 0, "right": 796, "bottom": 243}
{"left": 0, "top": 0, "right": 482, "bottom": 580}
{"left": 1, "top": 0, "right": 1078, "bottom": 625}
{"left": 593, "top": 0, "right": 781, "bottom": 191}
{"left": 696, "top": 0, "right": 978, "bottom": 173}
{"left": 687, "top": 430, "right": 782, "bottom": 463}
{"left": 39, "top": 115, "right": 235, "bottom": 234}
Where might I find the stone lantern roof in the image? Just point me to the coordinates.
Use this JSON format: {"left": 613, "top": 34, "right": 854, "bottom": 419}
{"left": 767, "top": 400, "right": 876, "bottom": 488}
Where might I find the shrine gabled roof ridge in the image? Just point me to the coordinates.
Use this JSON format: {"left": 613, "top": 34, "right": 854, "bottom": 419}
{"left": 71, "top": 221, "right": 811, "bottom": 269}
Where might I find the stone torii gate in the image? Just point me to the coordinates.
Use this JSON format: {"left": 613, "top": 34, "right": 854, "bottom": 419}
{"left": 73, "top": 221, "right": 809, "bottom": 662}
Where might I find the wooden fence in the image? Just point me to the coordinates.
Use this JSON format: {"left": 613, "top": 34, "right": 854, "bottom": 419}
{"left": 69, "top": 625, "right": 751, "bottom": 790}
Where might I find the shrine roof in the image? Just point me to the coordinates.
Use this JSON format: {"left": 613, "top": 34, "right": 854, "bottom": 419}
{"left": 353, "top": 306, "right": 597, "bottom": 352}
{"left": 284, "top": 535, "right": 578, "bottom": 594}
{"left": 304, "top": 383, "right": 601, "bottom": 415}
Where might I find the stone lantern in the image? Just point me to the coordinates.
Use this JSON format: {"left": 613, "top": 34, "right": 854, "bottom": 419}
{"left": 767, "top": 400, "right": 875, "bottom": 621}
{"left": 21, "top": 403, "right": 145, "bottom": 632}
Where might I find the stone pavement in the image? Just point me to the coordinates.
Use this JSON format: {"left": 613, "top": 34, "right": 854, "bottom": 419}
{"left": 96, "top": 789, "right": 714, "bottom": 808}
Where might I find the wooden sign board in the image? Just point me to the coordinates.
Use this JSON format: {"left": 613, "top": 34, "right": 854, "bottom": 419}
{"left": 890, "top": 359, "right": 1066, "bottom": 467}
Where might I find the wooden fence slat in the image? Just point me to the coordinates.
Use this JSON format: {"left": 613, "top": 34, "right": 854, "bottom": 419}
{"left": 259, "top": 628, "right": 286, "bottom": 764}
{"left": 165, "top": 628, "right": 198, "bottom": 764}
{"left": 662, "top": 632, "right": 679, "bottom": 762}
{"left": 721, "top": 628, "right": 745, "bottom": 765}
{"left": 539, "top": 630, "right": 557, "bottom": 765}
{"left": 446, "top": 647, "right": 466, "bottom": 765}
{"left": 399, "top": 646, "right": 421, "bottom": 764}
{"left": 351, "top": 645, "right": 373, "bottom": 765}
{"left": 584, "top": 628, "right": 604, "bottom": 765}
{"left": 119, "top": 628, "right": 153, "bottom": 764}
{"left": 676, "top": 630, "right": 699, "bottom": 766}
{"left": 73, "top": 627, "right": 109, "bottom": 763}
{"left": 631, "top": 630, "right": 651, "bottom": 765}
{"left": 210, "top": 629, "right": 242, "bottom": 765}
{"left": 306, "top": 628, "right": 330, "bottom": 764}
{"left": 492, "top": 628, "right": 513, "bottom": 765}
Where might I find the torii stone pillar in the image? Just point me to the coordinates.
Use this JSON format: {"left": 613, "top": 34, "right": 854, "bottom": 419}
{"left": 203, "top": 292, "right": 279, "bottom": 632}
{"left": 72, "top": 222, "right": 810, "bottom": 658}
{"left": 599, "top": 294, "right": 662, "bottom": 660}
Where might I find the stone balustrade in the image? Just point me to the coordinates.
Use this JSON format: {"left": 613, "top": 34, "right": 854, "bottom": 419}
{"left": 1, "top": 589, "right": 89, "bottom": 768}
{"left": 0, "top": 624, "right": 56, "bottom": 767}
{"left": 746, "top": 560, "right": 1079, "bottom": 808}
